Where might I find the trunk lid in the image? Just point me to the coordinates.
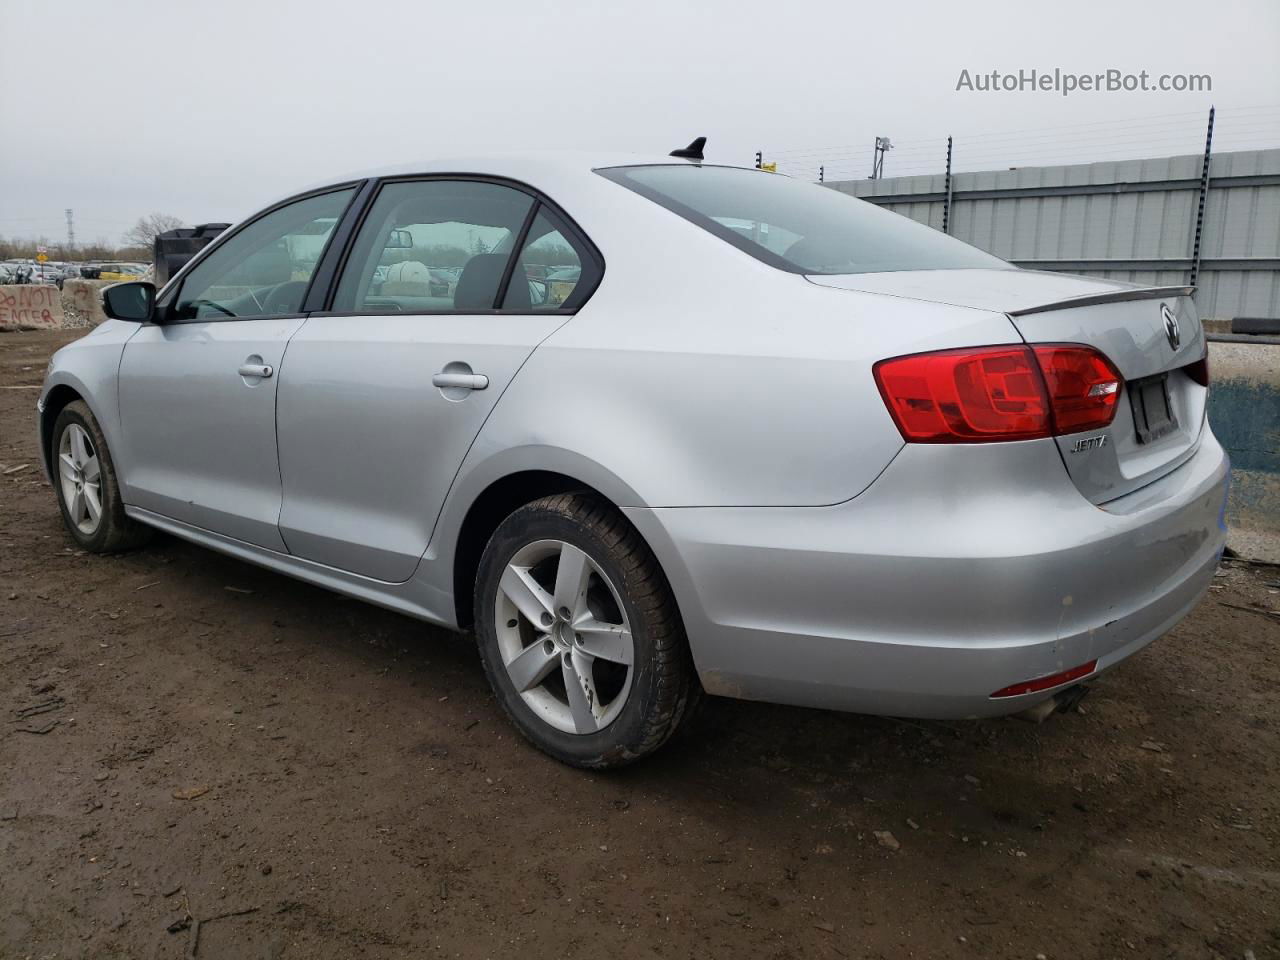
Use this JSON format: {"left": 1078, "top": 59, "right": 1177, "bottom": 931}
{"left": 809, "top": 268, "right": 1207, "bottom": 504}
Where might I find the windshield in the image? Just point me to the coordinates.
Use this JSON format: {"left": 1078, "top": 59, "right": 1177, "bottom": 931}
{"left": 597, "top": 164, "right": 1010, "bottom": 276}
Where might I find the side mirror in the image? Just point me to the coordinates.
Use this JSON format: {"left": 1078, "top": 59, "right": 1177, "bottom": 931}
{"left": 101, "top": 281, "right": 157, "bottom": 323}
{"left": 386, "top": 229, "right": 414, "bottom": 250}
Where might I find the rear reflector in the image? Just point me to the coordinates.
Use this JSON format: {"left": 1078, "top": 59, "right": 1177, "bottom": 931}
{"left": 874, "top": 344, "right": 1121, "bottom": 443}
{"left": 989, "top": 659, "right": 1098, "bottom": 699}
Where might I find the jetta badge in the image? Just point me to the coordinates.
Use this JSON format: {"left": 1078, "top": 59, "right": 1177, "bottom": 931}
{"left": 1070, "top": 435, "right": 1108, "bottom": 454}
{"left": 1161, "top": 303, "right": 1181, "bottom": 351}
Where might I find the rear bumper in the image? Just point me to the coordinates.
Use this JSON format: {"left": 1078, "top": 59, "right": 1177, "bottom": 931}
{"left": 625, "top": 429, "right": 1230, "bottom": 719}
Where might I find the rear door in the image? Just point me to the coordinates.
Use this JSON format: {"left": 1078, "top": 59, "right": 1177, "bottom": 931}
{"left": 118, "top": 187, "right": 356, "bottom": 549}
{"left": 276, "top": 178, "right": 600, "bottom": 582}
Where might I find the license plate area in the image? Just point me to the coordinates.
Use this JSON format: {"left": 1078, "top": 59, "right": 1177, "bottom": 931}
{"left": 1130, "top": 372, "right": 1177, "bottom": 443}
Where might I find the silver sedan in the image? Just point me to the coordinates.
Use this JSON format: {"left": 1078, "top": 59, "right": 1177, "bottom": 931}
{"left": 37, "top": 147, "right": 1228, "bottom": 767}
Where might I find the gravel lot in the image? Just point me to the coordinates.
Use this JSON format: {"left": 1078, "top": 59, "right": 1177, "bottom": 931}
{"left": 3, "top": 329, "right": 1278, "bottom": 960}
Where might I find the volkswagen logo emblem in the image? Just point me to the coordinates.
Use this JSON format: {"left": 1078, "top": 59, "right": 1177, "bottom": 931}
{"left": 1161, "top": 304, "right": 1181, "bottom": 351}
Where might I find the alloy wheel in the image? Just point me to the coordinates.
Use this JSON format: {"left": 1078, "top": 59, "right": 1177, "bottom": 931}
{"left": 495, "top": 539, "right": 634, "bottom": 735}
{"left": 58, "top": 423, "right": 102, "bottom": 535}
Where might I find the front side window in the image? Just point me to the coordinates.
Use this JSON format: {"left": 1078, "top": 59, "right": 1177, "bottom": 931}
{"left": 332, "top": 180, "right": 535, "bottom": 314}
{"left": 173, "top": 188, "right": 354, "bottom": 320}
{"left": 597, "top": 164, "right": 1010, "bottom": 275}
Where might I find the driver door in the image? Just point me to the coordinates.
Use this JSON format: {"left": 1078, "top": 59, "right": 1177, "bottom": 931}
{"left": 117, "top": 187, "right": 356, "bottom": 551}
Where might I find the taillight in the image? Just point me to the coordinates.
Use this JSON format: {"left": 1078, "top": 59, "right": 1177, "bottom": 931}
{"left": 1185, "top": 353, "right": 1210, "bottom": 387}
{"left": 1032, "top": 345, "right": 1122, "bottom": 434}
{"left": 874, "top": 344, "right": 1122, "bottom": 443}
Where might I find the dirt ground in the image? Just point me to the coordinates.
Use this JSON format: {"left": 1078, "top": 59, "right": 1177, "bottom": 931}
{"left": 2, "top": 329, "right": 1278, "bottom": 960}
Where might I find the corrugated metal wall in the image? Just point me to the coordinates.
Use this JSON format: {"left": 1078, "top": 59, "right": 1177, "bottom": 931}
{"left": 826, "top": 148, "right": 1280, "bottom": 320}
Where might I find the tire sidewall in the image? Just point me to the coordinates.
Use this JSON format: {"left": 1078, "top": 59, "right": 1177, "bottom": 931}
{"left": 475, "top": 506, "right": 665, "bottom": 767}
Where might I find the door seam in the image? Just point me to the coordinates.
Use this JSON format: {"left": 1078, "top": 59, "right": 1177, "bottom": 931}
{"left": 405, "top": 312, "right": 579, "bottom": 581}
{"left": 272, "top": 316, "right": 308, "bottom": 556}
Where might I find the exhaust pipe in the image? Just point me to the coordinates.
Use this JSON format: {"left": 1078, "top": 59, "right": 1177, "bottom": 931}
{"left": 1014, "top": 683, "right": 1091, "bottom": 723}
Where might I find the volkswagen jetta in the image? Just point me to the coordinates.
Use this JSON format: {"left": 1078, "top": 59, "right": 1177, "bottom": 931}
{"left": 37, "top": 146, "right": 1228, "bottom": 767}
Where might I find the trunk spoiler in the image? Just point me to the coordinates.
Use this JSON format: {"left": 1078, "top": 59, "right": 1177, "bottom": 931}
{"left": 1006, "top": 285, "right": 1195, "bottom": 318}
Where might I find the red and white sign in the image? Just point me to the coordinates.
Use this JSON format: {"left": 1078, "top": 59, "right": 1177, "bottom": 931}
{"left": 0, "top": 285, "right": 63, "bottom": 331}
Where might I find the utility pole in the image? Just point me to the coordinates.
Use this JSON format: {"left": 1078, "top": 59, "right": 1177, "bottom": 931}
{"left": 1189, "top": 106, "right": 1215, "bottom": 289}
{"left": 871, "top": 136, "right": 893, "bottom": 179}
{"left": 942, "top": 137, "right": 954, "bottom": 235}
{"left": 65, "top": 208, "right": 75, "bottom": 252}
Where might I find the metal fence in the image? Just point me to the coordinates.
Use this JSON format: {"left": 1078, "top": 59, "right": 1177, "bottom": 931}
{"left": 821, "top": 147, "right": 1280, "bottom": 321}
{"left": 762, "top": 106, "right": 1280, "bottom": 321}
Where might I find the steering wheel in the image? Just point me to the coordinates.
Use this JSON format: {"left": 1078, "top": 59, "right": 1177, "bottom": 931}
{"left": 258, "top": 280, "right": 307, "bottom": 315}
{"left": 187, "top": 298, "right": 237, "bottom": 318}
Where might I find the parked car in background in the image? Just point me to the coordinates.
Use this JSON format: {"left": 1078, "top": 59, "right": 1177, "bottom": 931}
{"left": 39, "top": 263, "right": 68, "bottom": 288}
{"left": 37, "top": 150, "right": 1227, "bottom": 769}
{"left": 545, "top": 266, "right": 581, "bottom": 306}
{"left": 97, "top": 264, "right": 148, "bottom": 283}
{"left": 1, "top": 261, "right": 47, "bottom": 284}
{"left": 430, "top": 267, "right": 459, "bottom": 297}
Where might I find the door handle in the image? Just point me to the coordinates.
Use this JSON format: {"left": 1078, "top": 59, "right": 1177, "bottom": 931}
{"left": 238, "top": 363, "right": 274, "bottom": 378}
{"left": 431, "top": 372, "right": 488, "bottom": 391}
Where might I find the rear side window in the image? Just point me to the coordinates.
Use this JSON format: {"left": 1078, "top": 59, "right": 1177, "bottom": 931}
{"left": 333, "top": 180, "right": 535, "bottom": 314}
{"left": 501, "top": 208, "right": 593, "bottom": 311}
{"left": 597, "top": 164, "right": 1010, "bottom": 276}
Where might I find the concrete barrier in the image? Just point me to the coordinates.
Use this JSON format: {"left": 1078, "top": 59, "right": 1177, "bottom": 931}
{"left": 1207, "top": 338, "right": 1280, "bottom": 563}
{"left": 0, "top": 284, "right": 64, "bottom": 331}
{"left": 60, "top": 278, "right": 112, "bottom": 328}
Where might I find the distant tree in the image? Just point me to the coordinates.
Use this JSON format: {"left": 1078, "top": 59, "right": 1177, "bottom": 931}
{"left": 414, "top": 244, "right": 471, "bottom": 268}
{"left": 521, "top": 241, "right": 577, "bottom": 267}
{"left": 74, "top": 238, "right": 110, "bottom": 260}
{"left": 0, "top": 232, "right": 157, "bottom": 264}
{"left": 121, "top": 213, "right": 187, "bottom": 252}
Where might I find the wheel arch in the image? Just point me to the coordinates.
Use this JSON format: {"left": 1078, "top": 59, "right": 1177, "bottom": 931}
{"left": 39, "top": 382, "right": 88, "bottom": 480}
{"left": 452, "top": 470, "right": 618, "bottom": 630}
{"left": 440, "top": 425, "right": 708, "bottom": 638}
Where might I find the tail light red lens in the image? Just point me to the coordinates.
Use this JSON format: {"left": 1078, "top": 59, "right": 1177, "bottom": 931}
{"left": 873, "top": 347, "right": 1049, "bottom": 442}
{"left": 1031, "top": 345, "right": 1123, "bottom": 434}
{"left": 874, "top": 344, "right": 1122, "bottom": 443}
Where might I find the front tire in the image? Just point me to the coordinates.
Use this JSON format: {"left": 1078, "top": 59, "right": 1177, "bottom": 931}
{"left": 474, "top": 493, "right": 698, "bottom": 769}
{"left": 51, "top": 400, "right": 151, "bottom": 553}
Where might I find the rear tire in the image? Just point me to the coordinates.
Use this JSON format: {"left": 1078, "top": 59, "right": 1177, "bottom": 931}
{"left": 51, "top": 400, "right": 151, "bottom": 553}
{"left": 474, "top": 492, "right": 698, "bottom": 769}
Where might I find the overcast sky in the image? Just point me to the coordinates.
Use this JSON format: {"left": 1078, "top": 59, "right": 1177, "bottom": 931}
{"left": 2, "top": 0, "right": 1277, "bottom": 246}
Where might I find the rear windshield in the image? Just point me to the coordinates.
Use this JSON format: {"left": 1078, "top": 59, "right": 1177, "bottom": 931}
{"left": 597, "top": 164, "right": 1010, "bottom": 275}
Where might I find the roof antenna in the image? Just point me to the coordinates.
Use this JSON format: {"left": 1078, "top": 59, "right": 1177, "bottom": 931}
{"left": 669, "top": 137, "right": 706, "bottom": 161}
